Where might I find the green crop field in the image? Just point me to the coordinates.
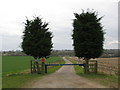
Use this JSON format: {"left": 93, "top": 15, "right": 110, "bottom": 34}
{"left": 2, "top": 56, "right": 64, "bottom": 88}
{"left": 3, "top": 56, "right": 33, "bottom": 75}
{"left": 2, "top": 56, "right": 62, "bottom": 75}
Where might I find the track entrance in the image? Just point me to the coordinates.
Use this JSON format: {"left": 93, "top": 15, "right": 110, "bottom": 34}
{"left": 44, "top": 63, "right": 84, "bottom": 73}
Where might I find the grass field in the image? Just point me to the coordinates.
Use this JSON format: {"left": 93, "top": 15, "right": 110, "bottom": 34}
{"left": 3, "top": 56, "right": 33, "bottom": 75}
{"left": 67, "top": 57, "right": 118, "bottom": 88}
{"left": 2, "top": 56, "right": 65, "bottom": 88}
{"left": 2, "top": 56, "right": 62, "bottom": 75}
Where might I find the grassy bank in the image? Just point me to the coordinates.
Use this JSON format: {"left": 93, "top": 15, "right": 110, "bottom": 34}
{"left": 67, "top": 57, "right": 118, "bottom": 88}
{"left": 2, "top": 56, "right": 65, "bottom": 88}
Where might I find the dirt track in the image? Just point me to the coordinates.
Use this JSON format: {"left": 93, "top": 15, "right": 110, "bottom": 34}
{"left": 24, "top": 57, "right": 107, "bottom": 88}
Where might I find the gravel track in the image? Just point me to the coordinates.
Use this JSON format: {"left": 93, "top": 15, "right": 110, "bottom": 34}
{"left": 24, "top": 57, "right": 107, "bottom": 88}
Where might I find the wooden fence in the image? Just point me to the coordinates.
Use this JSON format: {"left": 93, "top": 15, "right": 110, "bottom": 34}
{"left": 30, "top": 60, "right": 42, "bottom": 74}
{"left": 97, "top": 62, "right": 118, "bottom": 75}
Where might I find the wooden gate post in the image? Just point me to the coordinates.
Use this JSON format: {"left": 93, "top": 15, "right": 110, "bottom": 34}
{"left": 30, "top": 60, "right": 33, "bottom": 73}
{"left": 36, "top": 62, "right": 40, "bottom": 74}
{"left": 33, "top": 62, "right": 36, "bottom": 73}
{"left": 41, "top": 58, "right": 45, "bottom": 73}
{"left": 45, "top": 65, "right": 47, "bottom": 73}
{"left": 41, "top": 62, "right": 45, "bottom": 73}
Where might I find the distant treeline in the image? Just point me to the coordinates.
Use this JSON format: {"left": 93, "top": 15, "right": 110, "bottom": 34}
{"left": 100, "top": 49, "right": 119, "bottom": 58}
{"left": 50, "top": 49, "right": 119, "bottom": 58}
{"left": 2, "top": 50, "right": 26, "bottom": 56}
{"left": 1, "top": 49, "right": 119, "bottom": 58}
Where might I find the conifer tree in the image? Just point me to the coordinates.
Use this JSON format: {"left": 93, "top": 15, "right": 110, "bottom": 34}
{"left": 72, "top": 10, "right": 104, "bottom": 73}
{"left": 22, "top": 17, "right": 53, "bottom": 59}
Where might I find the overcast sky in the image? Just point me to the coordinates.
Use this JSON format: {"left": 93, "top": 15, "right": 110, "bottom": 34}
{"left": 0, "top": 0, "right": 119, "bottom": 51}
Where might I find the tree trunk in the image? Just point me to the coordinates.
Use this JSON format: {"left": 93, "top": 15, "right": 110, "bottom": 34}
{"left": 85, "top": 58, "right": 89, "bottom": 73}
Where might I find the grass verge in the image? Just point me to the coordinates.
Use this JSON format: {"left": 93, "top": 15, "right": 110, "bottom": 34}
{"left": 67, "top": 57, "right": 118, "bottom": 88}
{"left": 2, "top": 56, "right": 65, "bottom": 88}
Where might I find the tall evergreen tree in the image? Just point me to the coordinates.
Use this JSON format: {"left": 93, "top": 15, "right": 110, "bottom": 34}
{"left": 22, "top": 17, "right": 53, "bottom": 59}
{"left": 72, "top": 10, "right": 104, "bottom": 73}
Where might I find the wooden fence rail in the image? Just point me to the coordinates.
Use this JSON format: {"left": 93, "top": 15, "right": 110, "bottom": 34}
{"left": 98, "top": 62, "right": 118, "bottom": 75}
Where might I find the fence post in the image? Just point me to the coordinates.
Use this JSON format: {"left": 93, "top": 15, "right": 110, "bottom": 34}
{"left": 42, "top": 62, "right": 45, "bottom": 73}
{"left": 30, "top": 60, "right": 33, "bottom": 73}
{"left": 33, "top": 62, "right": 36, "bottom": 73}
{"left": 45, "top": 65, "right": 47, "bottom": 73}
{"left": 36, "top": 62, "right": 40, "bottom": 74}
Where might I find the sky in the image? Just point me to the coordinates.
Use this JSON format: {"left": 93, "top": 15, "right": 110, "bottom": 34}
{"left": 0, "top": 0, "right": 119, "bottom": 51}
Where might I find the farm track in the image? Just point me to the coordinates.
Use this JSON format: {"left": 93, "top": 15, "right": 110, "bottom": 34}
{"left": 24, "top": 57, "right": 107, "bottom": 88}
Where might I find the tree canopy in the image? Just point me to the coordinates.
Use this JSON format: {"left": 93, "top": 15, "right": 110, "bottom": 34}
{"left": 22, "top": 17, "right": 53, "bottom": 59}
{"left": 72, "top": 10, "right": 104, "bottom": 60}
